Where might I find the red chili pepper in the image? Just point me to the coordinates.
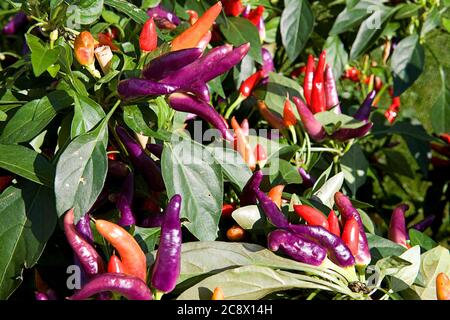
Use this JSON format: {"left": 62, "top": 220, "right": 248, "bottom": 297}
{"left": 107, "top": 146, "right": 117, "bottom": 161}
{"left": 0, "top": 175, "right": 13, "bottom": 193}
{"left": 374, "top": 76, "right": 383, "bottom": 92}
{"left": 293, "top": 205, "right": 329, "bottom": 229}
{"left": 222, "top": 203, "right": 236, "bottom": 218}
{"left": 291, "top": 65, "right": 306, "bottom": 79}
{"left": 246, "top": 6, "right": 264, "bottom": 26}
{"left": 223, "top": 0, "right": 244, "bottom": 17}
{"left": 97, "top": 32, "right": 119, "bottom": 51}
{"left": 344, "top": 67, "right": 360, "bottom": 82}
{"left": 268, "top": 185, "right": 285, "bottom": 208}
{"left": 303, "top": 54, "right": 315, "bottom": 106}
{"left": 240, "top": 70, "right": 265, "bottom": 98}
{"left": 342, "top": 217, "right": 359, "bottom": 257}
{"left": 283, "top": 98, "right": 297, "bottom": 127}
{"left": 385, "top": 96, "right": 401, "bottom": 124}
{"left": 140, "top": 18, "right": 157, "bottom": 52}
{"left": 439, "top": 133, "right": 450, "bottom": 144}
{"left": 107, "top": 254, "right": 126, "bottom": 273}
{"left": 186, "top": 10, "right": 198, "bottom": 25}
{"left": 327, "top": 210, "right": 340, "bottom": 237}
{"left": 254, "top": 143, "right": 267, "bottom": 167}
{"left": 310, "top": 51, "right": 326, "bottom": 113}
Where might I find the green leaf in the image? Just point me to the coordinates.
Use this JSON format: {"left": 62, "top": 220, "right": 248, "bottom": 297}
{"left": 357, "top": 209, "right": 375, "bottom": 234}
{"left": 219, "top": 17, "right": 262, "bottom": 63}
{"left": 430, "top": 70, "right": 450, "bottom": 134}
{"left": 134, "top": 226, "right": 160, "bottom": 253}
{"left": 265, "top": 72, "right": 302, "bottom": 116}
{"left": 122, "top": 104, "right": 171, "bottom": 141}
{"left": 330, "top": 1, "right": 373, "bottom": 35}
{"left": 280, "top": 0, "right": 314, "bottom": 62}
{"left": 367, "top": 233, "right": 407, "bottom": 262}
{"left": 0, "top": 144, "right": 55, "bottom": 187}
{"left": 25, "top": 34, "right": 61, "bottom": 77}
{"left": 390, "top": 246, "right": 421, "bottom": 292}
{"left": 70, "top": 0, "right": 104, "bottom": 25}
{"left": 324, "top": 35, "right": 348, "bottom": 79}
{"left": 340, "top": 144, "right": 368, "bottom": 195}
{"left": 161, "top": 136, "right": 223, "bottom": 241}
{"left": 391, "top": 35, "right": 425, "bottom": 96}
{"left": 0, "top": 91, "right": 73, "bottom": 144}
{"left": 443, "top": 17, "right": 450, "bottom": 33}
{"left": 394, "top": 3, "right": 420, "bottom": 20}
{"left": 383, "top": 149, "right": 414, "bottom": 178}
{"left": 0, "top": 183, "right": 56, "bottom": 299}
{"left": 269, "top": 159, "right": 302, "bottom": 185}
{"left": 421, "top": 7, "right": 440, "bottom": 38}
{"left": 315, "top": 111, "right": 366, "bottom": 134}
{"left": 142, "top": 0, "right": 161, "bottom": 9}
{"left": 104, "top": 0, "right": 148, "bottom": 23}
{"left": 71, "top": 94, "right": 105, "bottom": 138}
{"left": 350, "top": 5, "right": 396, "bottom": 60}
{"left": 265, "top": 17, "right": 280, "bottom": 44}
{"left": 409, "top": 229, "right": 437, "bottom": 252}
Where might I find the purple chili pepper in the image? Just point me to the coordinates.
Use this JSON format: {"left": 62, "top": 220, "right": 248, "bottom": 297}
{"left": 76, "top": 213, "right": 94, "bottom": 244}
{"left": 261, "top": 48, "right": 275, "bottom": 74}
{"left": 35, "top": 292, "right": 49, "bottom": 300}
{"left": 239, "top": 170, "right": 263, "bottom": 206}
{"left": 117, "top": 172, "right": 136, "bottom": 227}
{"left": 242, "top": 5, "right": 251, "bottom": 18}
{"left": 2, "top": 12, "right": 28, "bottom": 35}
{"left": 147, "top": 4, "right": 180, "bottom": 26}
{"left": 142, "top": 48, "right": 203, "bottom": 81}
{"left": 69, "top": 273, "right": 152, "bottom": 300}
{"left": 151, "top": 194, "right": 182, "bottom": 294}
{"left": 117, "top": 79, "right": 179, "bottom": 101}
{"left": 188, "top": 82, "right": 210, "bottom": 102}
{"left": 298, "top": 168, "right": 316, "bottom": 189}
{"left": 115, "top": 126, "right": 165, "bottom": 192}
{"left": 108, "top": 159, "right": 130, "bottom": 179}
{"left": 331, "top": 122, "right": 373, "bottom": 142}
{"left": 353, "top": 90, "right": 376, "bottom": 122}
{"left": 168, "top": 92, "right": 234, "bottom": 141}
{"left": 139, "top": 212, "right": 164, "bottom": 228}
{"left": 324, "top": 65, "right": 341, "bottom": 114}
{"left": 268, "top": 229, "right": 327, "bottom": 266}
{"left": 334, "top": 192, "right": 371, "bottom": 266}
{"left": 255, "top": 189, "right": 289, "bottom": 228}
{"left": 411, "top": 215, "right": 435, "bottom": 232}
{"left": 292, "top": 96, "right": 326, "bottom": 142}
{"left": 146, "top": 143, "right": 163, "bottom": 159}
{"left": 388, "top": 204, "right": 409, "bottom": 248}
{"left": 257, "top": 16, "right": 266, "bottom": 42}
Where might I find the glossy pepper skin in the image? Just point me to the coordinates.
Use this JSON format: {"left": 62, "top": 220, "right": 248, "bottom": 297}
{"left": 298, "top": 168, "right": 316, "bottom": 189}
{"left": 303, "top": 54, "right": 315, "bottom": 105}
{"left": 107, "top": 254, "right": 126, "bottom": 273}
{"left": 256, "top": 100, "right": 286, "bottom": 130}
{"left": 95, "top": 219, "right": 147, "bottom": 282}
{"left": 388, "top": 204, "right": 409, "bottom": 248}
{"left": 227, "top": 225, "right": 245, "bottom": 241}
{"left": 268, "top": 185, "right": 285, "bottom": 208}
{"left": 2, "top": 12, "right": 28, "bottom": 35}
{"left": 171, "top": 2, "right": 222, "bottom": 51}
{"left": 255, "top": 189, "right": 289, "bottom": 228}
{"left": 76, "top": 213, "right": 94, "bottom": 244}
{"left": 69, "top": 273, "right": 152, "bottom": 300}
{"left": 240, "top": 70, "right": 265, "bottom": 98}
{"left": 354, "top": 90, "right": 376, "bottom": 122}
{"left": 331, "top": 122, "right": 373, "bottom": 142}
{"left": 117, "top": 78, "right": 179, "bottom": 100}
{"left": 117, "top": 172, "right": 136, "bottom": 227}
{"left": 268, "top": 229, "right": 327, "bottom": 266}
{"left": 239, "top": 170, "right": 263, "bottom": 206}
{"left": 328, "top": 210, "right": 341, "bottom": 237}
{"left": 310, "top": 51, "right": 327, "bottom": 114}
{"left": 436, "top": 272, "right": 450, "bottom": 300}
{"left": 74, "top": 31, "right": 95, "bottom": 66}
{"left": 231, "top": 117, "right": 256, "bottom": 170}
{"left": 64, "top": 209, "right": 105, "bottom": 277}
{"left": 254, "top": 143, "right": 268, "bottom": 167}
{"left": 293, "top": 205, "right": 329, "bottom": 230}
{"left": 151, "top": 194, "right": 182, "bottom": 293}
{"left": 334, "top": 192, "right": 371, "bottom": 266}
{"left": 292, "top": 96, "right": 326, "bottom": 142}
{"left": 342, "top": 217, "right": 360, "bottom": 257}
{"left": 212, "top": 287, "right": 225, "bottom": 300}
{"left": 411, "top": 215, "right": 435, "bottom": 232}
{"left": 283, "top": 98, "right": 297, "bottom": 127}
{"left": 147, "top": 4, "right": 180, "bottom": 28}
{"left": 146, "top": 143, "right": 163, "bottom": 159}
{"left": 168, "top": 93, "right": 234, "bottom": 141}
{"left": 261, "top": 48, "right": 275, "bottom": 75}
{"left": 139, "top": 18, "right": 157, "bottom": 52}
{"left": 324, "top": 65, "right": 341, "bottom": 113}
{"left": 115, "top": 126, "right": 165, "bottom": 192}
{"left": 108, "top": 159, "right": 129, "bottom": 179}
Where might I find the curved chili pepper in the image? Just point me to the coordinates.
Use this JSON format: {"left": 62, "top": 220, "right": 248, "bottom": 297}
{"left": 292, "top": 96, "right": 326, "bottom": 142}
{"left": 240, "top": 70, "right": 265, "bottom": 98}
{"left": 324, "top": 65, "right": 340, "bottom": 113}
{"left": 116, "top": 126, "right": 164, "bottom": 192}
{"left": 293, "top": 205, "right": 329, "bottom": 229}
{"left": 227, "top": 225, "right": 246, "bottom": 241}
{"left": 342, "top": 217, "right": 359, "bottom": 257}
{"left": 171, "top": 2, "right": 222, "bottom": 51}
{"left": 411, "top": 215, "right": 435, "bottom": 232}
{"left": 140, "top": 18, "right": 157, "bottom": 52}
{"left": 223, "top": 0, "right": 244, "bottom": 17}
{"left": 196, "top": 31, "right": 212, "bottom": 52}
{"left": 240, "top": 170, "right": 263, "bottom": 206}
{"left": 168, "top": 93, "right": 234, "bottom": 141}
{"left": 76, "top": 213, "right": 94, "bottom": 244}
{"left": 147, "top": 4, "right": 180, "bottom": 28}
{"left": 142, "top": 48, "right": 203, "bottom": 81}
{"left": 95, "top": 219, "right": 147, "bottom": 281}
{"left": 64, "top": 209, "right": 105, "bottom": 277}
{"left": 151, "top": 194, "right": 182, "bottom": 294}
{"left": 117, "top": 172, "right": 136, "bottom": 227}
{"left": 328, "top": 210, "right": 340, "bottom": 237}
{"left": 231, "top": 117, "right": 256, "bottom": 170}
{"left": 212, "top": 287, "right": 225, "bottom": 300}
{"left": 69, "top": 273, "right": 152, "bottom": 300}
{"left": 310, "top": 51, "right": 327, "bottom": 114}
{"left": 117, "top": 78, "right": 179, "bottom": 100}
{"left": 287, "top": 223, "right": 355, "bottom": 268}
{"left": 436, "top": 272, "right": 450, "bottom": 300}
{"left": 256, "top": 100, "right": 286, "bottom": 130}
{"left": 334, "top": 192, "right": 371, "bottom": 266}
{"left": 303, "top": 54, "right": 315, "bottom": 106}
{"left": 354, "top": 90, "right": 376, "bottom": 122}
{"left": 283, "top": 98, "right": 297, "bottom": 127}
{"left": 108, "top": 159, "right": 129, "bottom": 179}
{"left": 107, "top": 254, "right": 126, "bottom": 273}
{"left": 331, "top": 122, "right": 373, "bottom": 142}
{"left": 388, "top": 204, "right": 409, "bottom": 248}
{"left": 268, "top": 185, "right": 285, "bottom": 208}
{"left": 255, "top": 189, "right": 289, "bottom": 228}
{"left": 189, "top": 82, "right": 210, "bottom": 102}
{"left": 254, "top": 144, "right": 267, "bottom": 167}
{"left": 298, "top": 168, "right": 316, "bottom": 188}
{"left": 146, "top": 143, "right": 163, "bottom": 159}
{"left": 2, "top": 12, "right": 28, "bottom": 35}
{"left": 268, "top": 229, "right": 327, "bottom": 266}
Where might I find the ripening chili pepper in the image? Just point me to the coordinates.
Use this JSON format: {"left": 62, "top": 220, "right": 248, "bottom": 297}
{"left": 171, "top": 2, "right": 222, "bottom": 51}
{"left": 328, "top": 210, "right": 340, "bottom": 237}
{"left": 303, "top": 54, "right": 315, "bottom": 106}
{"left": 298, "top": 168, "right": 316, "bottom": 189}
{"left": 246, "top": 6, "right": 264, "bottom": 26}
{"left": 255, "top": 189, "right": 289, "bottom": 228}
{"left": 293, "top": 205, "right": 329, "bottom": 229}
{"left": 292, "top": 96, "right": 326, "bottom": 142}
{"left": 212, "top": 287, "right": 225, "bottom": 300}
{"left": 223, "top": 0, "right": 244, "bottom": 17}
{"left": 108, "top": 254, "right": 126, "bottom": 273}
{"left": 324, "top": 65, "right": 341, "bottom": 113}
{"left": 186, "top": 10, "right": 198, "bottom": 25}
{"left": 388, "top": 204, "right": 409, "bottom": 248}
{"left": 227, "top": 225, "right": 245, "bottom": 241}
{"left": 411, "top": 215, "right": 435, "bottom": 232}
{"left": 283, "top": 98, "right": 297, "bottom": 127}
{"left": 2, "top": 12, "right": 28, "bottom": 35}
{"left": 342, "top": 217, "right": 359, "bottom": 257}
{"left": 331, "top": 122, "right": 373, "bottom": 142}
{"left": 108, "top": 159, "right": 129, "bottom": 179}
{"left": 436, "top": 272, "right": 450, "bottom": 300}
{"left": 261, "top": 48, "right": 275, "bottom": 76}
{"left": 432, "top": 156, "right": 450, "bottom": 168}
{"left": 74, "top": 31, "right": 100, "bottom": 78}
{"left": 344, "top": 67, "right": 360, "bottom": 82}
{"left": 95, "top": 219, "right": 147, "bottom": 281}
{"left": 0, "top": 175, "right": 13, "bottom": 193}
{"left": 385, "top": 97, "right": 400, "bottom": 124}
{"left": 94, "top": 45, "right": 113, "bottom": 74}
{"left": 254, "top": 144, "right": 267, "bottom": 167}
{"left": 268, "top": 185, "right": 285, "bottom": 208}
{"left": 268, "top": 229, "right": 327, "bottom": 266}
{"left": 64, "top": 209, "right": 105, "bottom": 277}
{"left": 256, "top": 100, "right": 286, "bottom": 130}
{"left": 118, "top": 78, "right": 178, "bottom": 100}
{"left": 139, "top": 18, "right": 157, "bottom": 52}
{"left": 117, "top": 172, "right": 136, "bottom": 227}
{"left": 383, "top": 38, "right": 392, "bottom": 64}
{"left": 374, "top": 76, "right": 383, "bottom": 92}
{"left": 240, "top": 170, "right": 263, "bottom": 206}
{"left": 354, "top": 90, "right": 376, "bottom": 122}
{"left": 222, "top": 203, "right": 236, "bottom": 218}
{"left": 310, "top": 51, "right": 327, "bottom": 114}
{"left": 439, "top": 133, "right": 450, "bottom": 144}
{"left": 97, "top": 32, "right": 119, "bottom": 51}
{"left": 151, "top": 194, "right": 182, "bottom": 294}
{"left": 431, "top": 142, "right": 450, "bottom": 159}
{"left": 231, "top": 117, "right": 256, "bottom": 170}
{"left": 240, "top": 70, "right": 265, "bottom": 98}
{"left": 69, "top": 273, "right": 152, "bottom": 300}
{"left": 147, "top": 5, "right": 180, "bottom": 29}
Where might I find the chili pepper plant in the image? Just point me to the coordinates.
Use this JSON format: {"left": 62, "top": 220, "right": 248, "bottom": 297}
{"left": 0, "top": 0, "right": 449, "bottom": 301}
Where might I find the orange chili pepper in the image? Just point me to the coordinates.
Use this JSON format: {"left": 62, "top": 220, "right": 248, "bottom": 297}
{"left": 256, "top": 100, "right": 286, "bottom": 130}
{"left": 186, "top": 10, "right": 199, "bottom": 25}
{"left": 226, "top": 225, "right": 245, "bottom": 241}
{"left": 436, "top": 272, "right": 450, "bottom": 300}
{"left": 171, "top": 2, "right": 222, "bottom": 51}
{"left": 74, "top": 31, "right": 95, "bottom": 66}
{"left": 231, "top": 117, "right": 256, "bottom": 170}
{"left": 95, "top": 219, "right": 147, "bottom": 281}
{"left": 211, "top": 287, "right": 225, "bottom": 300}
{"left": 107, "top": 254, "right": 126, "bottom": 273}
{"left": 268, "top": 185, "right": 284, "bottom": 208}
{"left": 283, "top": 97, "right": 297, "bottom": 127}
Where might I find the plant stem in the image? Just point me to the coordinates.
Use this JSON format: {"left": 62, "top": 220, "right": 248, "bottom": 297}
{"left": 224, "top": 95, "right": 244, "bottom": 119}
{"left": 310, "top": 147, "right": 343, "bottom": 155}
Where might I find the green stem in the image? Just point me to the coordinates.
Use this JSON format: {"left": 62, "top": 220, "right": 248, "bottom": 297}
{"left": 288, "top": 125, "right": 297, "bottom": 145}
{"left": 154, "top": 290, "right": 164, "bottom": 300}
{"left": 224, "top": 94, "right": 245, "bottom": 119}
{"left": 309, "top": 147, "right": 343, "bottom": 155}
{"left": 305, "top": 133, "right": 312, "bottom": 168}
{"left": 306, "top": 289, "right": 320, "bottom": 300}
